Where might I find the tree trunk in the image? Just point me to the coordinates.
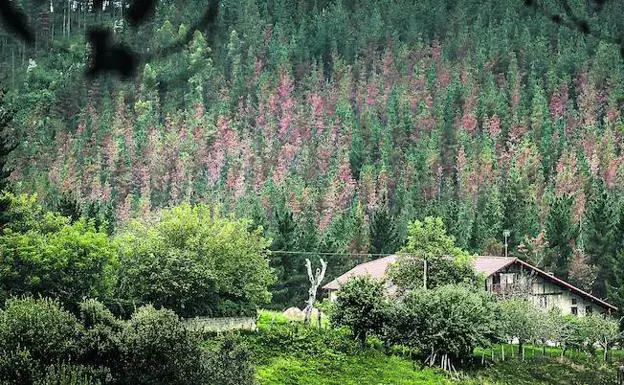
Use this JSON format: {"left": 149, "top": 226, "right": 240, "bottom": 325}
{"left": 303, "top": 258, "right": 327, "bottom": 326}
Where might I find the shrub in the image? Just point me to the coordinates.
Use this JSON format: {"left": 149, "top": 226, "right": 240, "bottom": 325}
{"left": 203, "top": 336, "right": 258, "bottom": 385}
{"left": 118, "top": 305, "right": 205, "bottom": 385}
{"left": 0, "top": 297, "right": 83, "bottom": 383}
{"left": 0, "top": 297, "right": 82, "bottom": 363}
{"left": 329, "top": 276, "right": 389, "bottom": 345}
{"left": 78, "top": 299, "right": 124, "bottom": 370}
{"left": 34, "top": 363, "right": 108, "bottom": 385}
{"left": 116, "top": 203, "right": 274, "bottom": 317}
{"left": 248, "top": 322, "right": 359, "bottom": 365}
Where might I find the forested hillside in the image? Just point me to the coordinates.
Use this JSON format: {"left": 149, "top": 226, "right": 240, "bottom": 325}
{"left": 2, "top": 0, "right": 624, "bottom": 308}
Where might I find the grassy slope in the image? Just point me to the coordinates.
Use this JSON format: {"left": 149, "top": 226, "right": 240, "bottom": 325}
{"left": 254, "top": 311, "right": 617, "bottom": 385}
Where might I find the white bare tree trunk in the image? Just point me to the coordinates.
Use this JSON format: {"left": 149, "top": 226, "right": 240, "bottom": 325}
{"left": 303, "top": 258, "right": 327, "bottom": 326}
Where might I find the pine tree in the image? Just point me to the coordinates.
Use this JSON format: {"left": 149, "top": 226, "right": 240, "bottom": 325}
{"left": 269, "top": 199, "right": 299, "bottom": 308}
{"left": 470, "top": 186, "right": 503, "bottom": 253}
{"left": 544, "top": 195, "right": 578, "bottom": 279}
{"left": 0, "top": 89, "right": 16, "bottom": 229}
{"left": 56, "top": 193, "right": 81, "bottom": 223}
{"left": 584, "top": 181, "right": 619, "bottom": 296}
{"left": 369, "top": 195, "right": 399, "bottom": 255}
{"left": 0, "top": 89, "right": 15, "bottom": 193}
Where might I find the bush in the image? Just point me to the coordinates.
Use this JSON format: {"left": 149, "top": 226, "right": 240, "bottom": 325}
{"left": 203, "top": 336, "right": 258, "bottom": 385}
{"left": 0, "top": 297, "right": 83, "bottom": 383}
{"left": 118, "top": 305, "right": 205, "bottom": 385}
{"left": 248, "top": 322, "right": 360, "bottom": 365}
{"left": 78, "top": 299, "right": 124, "bottom": 370}
{"left": 34, "top": 363, "right": 108, "bottom": 385}
{"left": 330, "top": 276, "right": 389, "bottom": 345}
{"left": 0, "top": 297, "right": 82, "bottom": 363}
{"left": 116, "top": 203, "right": 274, "bottom": 317}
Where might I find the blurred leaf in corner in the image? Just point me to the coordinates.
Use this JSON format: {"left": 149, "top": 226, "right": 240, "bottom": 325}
{"left": 0, "top": 0, "right": 35, "bottom": 45}
{"left": 125, "top": 0, "right": 158, "bottom": 26}
{"left": 86, "top": 28, "right": 137, "bottom": 80}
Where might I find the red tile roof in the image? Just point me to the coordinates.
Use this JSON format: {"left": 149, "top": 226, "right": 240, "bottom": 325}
{"left": 473, "top": 256, "right": 517, "bottom": 276}
{"left": 321, "top": 254, "right": 617, "bottom": 312}
{"left": 322, "top": 255, "right": 398, "bottom": 290}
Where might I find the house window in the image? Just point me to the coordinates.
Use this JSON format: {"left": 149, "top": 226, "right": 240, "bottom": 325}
{"left": 586, "top": 306, "right": 592, "bottom": 315}
{"left": 572, "top": 297, "right": 577, "bottom": 305}
{"left": 539, "top": 296, "right": 548, "bottom": 308}
{"left": 571, "top": 306, "right": 578, "bottom": 315}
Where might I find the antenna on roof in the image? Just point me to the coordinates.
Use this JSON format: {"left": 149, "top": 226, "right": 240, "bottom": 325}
{"left": 503, "top": 230, "right": 511, "bottom": 258}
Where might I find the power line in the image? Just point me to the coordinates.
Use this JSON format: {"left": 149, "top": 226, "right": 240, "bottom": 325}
{"left": 267, "top": 250, "right": 414, "bottom": 258}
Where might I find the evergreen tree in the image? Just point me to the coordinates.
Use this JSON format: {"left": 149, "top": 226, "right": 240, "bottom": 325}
{"left": 269, "top": 200, "right": 300, "bottom": 308}
{"left": 502, "top": 168, "right": 540, "bottom": 252}
{"left": 369, "top": 195, "right": 399, "bottom": 255}
{"left": 584, "top": 182, "right": 619, "bottom": 296}
{"left": 544, "top": 195, "right": 577, "bottom": 279}
{"left": 56, "top": 193, "right": 81, "bottom": 223}
{"left": 470, "top": 186, "right": 504, "bottom": 254}
{"left": 0, "top": 89, "right": 15, "bottom": 193}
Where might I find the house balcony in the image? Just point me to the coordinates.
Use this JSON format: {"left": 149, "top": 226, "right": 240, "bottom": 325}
{"left": 487, "top": 282, "right": 532, "bottom": 296}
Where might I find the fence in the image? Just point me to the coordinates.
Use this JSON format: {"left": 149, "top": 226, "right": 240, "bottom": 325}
{"left": 184, "top": 316, "right": 257, "bottom": 333}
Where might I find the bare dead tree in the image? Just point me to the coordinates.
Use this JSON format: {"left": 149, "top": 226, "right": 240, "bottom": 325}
{"left": 303, "top": 258, "right": 327, "bottom": 326}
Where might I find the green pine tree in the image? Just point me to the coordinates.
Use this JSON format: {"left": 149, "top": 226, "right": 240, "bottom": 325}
{"left": 269, "top": 200, "right": 300, "bottom": 308}
{"left": 584, "top": 181, "right": 619, "bottom": 296}
{"left": 369, "top": 196, "right": 399, "bottom": 255}
{"left": 545, "top": 195, "right": 578, "bottom": 279}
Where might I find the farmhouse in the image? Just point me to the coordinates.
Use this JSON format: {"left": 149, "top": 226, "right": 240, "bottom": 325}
{"left": 322, "top": 255, "right": 617, "bottom": 315}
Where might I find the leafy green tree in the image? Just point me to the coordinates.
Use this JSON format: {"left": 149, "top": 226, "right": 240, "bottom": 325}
{"left": 0, "top": 192, "right": 69, "bottom": 234}
{"left": 330, "top": 276, "right": 389, "bottom": 346}
{"left": 385, "top": 284, "right": 498, "bottom": 369}
{"left": 579, "top": 313, "right": 622, "bottom": 361}
{"left": 498, "top": 298, "right": 539, "bottom": 357}
{"left": 116, "top": 203, "right": 275, "bottom": 317}
{"left": 0, "top": 215, "right": 119, "bottom": 309}
{"left": 388, "top": 217, "right": 477, "bottom": 291}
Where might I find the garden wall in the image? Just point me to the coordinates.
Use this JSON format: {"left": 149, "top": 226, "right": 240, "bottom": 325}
{"left": 184, "top": 316, "right": 258, "bottom": 332}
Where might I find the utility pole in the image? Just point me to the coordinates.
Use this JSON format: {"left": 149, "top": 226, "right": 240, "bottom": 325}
{"left": 423, "top": 259, "right": 427, "bottom": 290}
{"left": 503, "top": 230, "right": 510, "bottom": 258}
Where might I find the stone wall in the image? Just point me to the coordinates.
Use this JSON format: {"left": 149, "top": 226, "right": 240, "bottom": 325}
{"left": 184, "top": 316, "right": 257, "bottom": 333}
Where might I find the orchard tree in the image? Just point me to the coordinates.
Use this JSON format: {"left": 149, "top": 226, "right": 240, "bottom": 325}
{"left": 580, "top": 314, "right": 622, "bottom": 361}
{"left": 385, "top": 284, "right": 499, "bottom": 370}
{"left": 498, "top": 298, "right": 540, "bottom": 358}
{"left": 330, "top": 276, "right": 389, "bottom": 346}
